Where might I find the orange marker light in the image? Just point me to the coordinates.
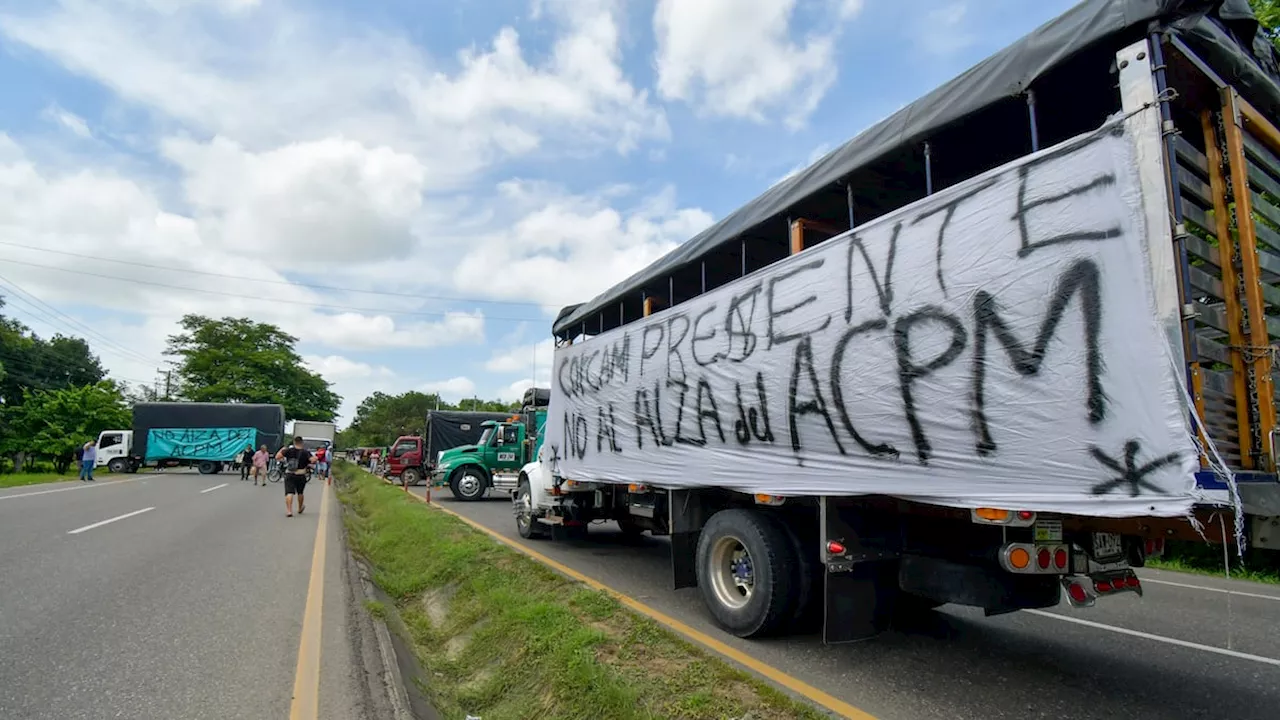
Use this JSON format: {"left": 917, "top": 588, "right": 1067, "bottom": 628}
{"left": 975, "top": 508, "right": 1011, "bottom": 522}
{"left": 1008, "top": 547, "right": 1031, "bottom": 569}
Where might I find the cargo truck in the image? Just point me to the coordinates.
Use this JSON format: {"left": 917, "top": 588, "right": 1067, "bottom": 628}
{"left": 97, "top": 402, "right": 287, "bottom": 474}
{"left": 510, "top": 0, "right": 1280, "bottom": 642}
{"left": 291, "top": 420, "right": 337, "bottom": 452}
{"left": 433, "top": 388, "right": 550, "bottom": 500}
{"left": 386, "top": 410, "right": 514, "bottom": 487}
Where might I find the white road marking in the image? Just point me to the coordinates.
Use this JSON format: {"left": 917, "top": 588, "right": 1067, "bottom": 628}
{"left": 0, "top": 477, "right": 144, "bottom": 501}
{"left": 1140, "top": 576, "right": 1280, "bottom": 602}
{"left": 1025, "top": 609, "right": 1280, "bottom": 667}
{"left": 200, "top": 483, "right": 229, "bottom": 494}
{"left": 67, "top": 507, "right": 155, "bottom": 535}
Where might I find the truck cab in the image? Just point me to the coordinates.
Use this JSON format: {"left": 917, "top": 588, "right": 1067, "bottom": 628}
{"left": 95, "top": 430, "right": 134, "bottom": 473}
{"left": 386, "top": 436, "right": 424, "bottom": 483}
{"left": 435, "top": 419, "right": 528, "bottom": 501}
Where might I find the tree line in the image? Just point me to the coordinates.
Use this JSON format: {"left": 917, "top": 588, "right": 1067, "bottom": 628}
{"left": 337, "top": 391, "right": 520, "bottom": 449}
{"left": 0, "top": 299, "right": 340, "bottom": 474}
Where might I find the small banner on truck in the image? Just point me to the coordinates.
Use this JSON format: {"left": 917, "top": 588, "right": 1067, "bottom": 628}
{"left": 544, "top": 123, "right": 1200, "bottom": 517}
{"left": 145, "top": 427, "right": 258, "bottom": 462}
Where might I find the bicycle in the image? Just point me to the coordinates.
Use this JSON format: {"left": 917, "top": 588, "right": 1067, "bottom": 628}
{"left": 267, "top": 459, "right": 284, "bottom": 483}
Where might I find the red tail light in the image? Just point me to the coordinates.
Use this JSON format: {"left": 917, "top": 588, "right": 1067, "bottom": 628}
{"left": 1096, "top": 580, "right": 1113, "bottom": 593}
{"left": 1126, "top": 576, "right": 1140, "bottom": 588}
{"left": 826, "top": 541, "right": 846, "bottom": 555}
{"left": 1067, "top": 582, "right": 1088, "bottom": 604}
{"left": 1037, "top": 548, "right": 1051, "bottom": 569}
{"left": 1054, "top": 549, "right": 1068, "bottom": 570}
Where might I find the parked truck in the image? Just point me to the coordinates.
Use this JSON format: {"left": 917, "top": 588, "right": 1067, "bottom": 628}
{"left": 291, "top": 420, "right": 337, "bottom": 452}
{"left": 433, "top": 388, "right": 550, "bottom": 500}
{"left": 511, "top": 0, "right": 1280, "bottom": 642}
{"left": 97, "top": 402, "right": 287, "bottom": 474}
{"left": 386, "top": 411, "right": 514, "bottom": 487}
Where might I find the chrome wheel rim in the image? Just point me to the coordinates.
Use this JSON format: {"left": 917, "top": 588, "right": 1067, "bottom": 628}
{"left": 458, "top": 473, "right": 482, "bottom": 497}
{"left": 709, "top": 535, "right": 754, "bottom": 609}
{"left": 515, "top": 489, "right": 532, "bottom": 531}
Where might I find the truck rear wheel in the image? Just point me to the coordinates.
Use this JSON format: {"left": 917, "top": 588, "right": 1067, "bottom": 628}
{"left": 197, "top": 461, "right": 217, "bottom": 475}
{"left": 514, "top": 479, "right": 546, "bottom": 539}
{"left": 401, "top": 468, "right": 422, "bottom": 486}
{"left": 107, "top": 458, "right": 128, "bottom": 474}
{"left": 695, "top": 509, "right": 798, "bottom": 638}
{"left": 449, "top": 466, "right": 489, "bottom": 501}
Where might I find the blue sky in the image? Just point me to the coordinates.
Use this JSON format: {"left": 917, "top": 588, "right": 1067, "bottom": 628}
{"left": 0, "top": 0, "right": 1078, "bottom": 424}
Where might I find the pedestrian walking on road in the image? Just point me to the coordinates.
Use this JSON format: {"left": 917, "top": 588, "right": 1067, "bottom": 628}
{"left": 78, "top": 441, "right": 97, "bottom": 482}
{"left": 275, "top": 436, "right": 313, "bottom": 517}
{"left": 314, "top": 443, "right": 330, "bottom": 482}
{"left": 237, "top": 445, "right": 254, "bottom": 481}
{"left": 252, "top": 444, "right": 269, "bottom": 486}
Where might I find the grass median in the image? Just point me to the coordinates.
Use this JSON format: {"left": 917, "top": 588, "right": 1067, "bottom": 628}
{"left": 333, "top": 463, "right": 825, "bottom": 720}
{"left": 0, "top": 472, "right": 77, "bottom": 488}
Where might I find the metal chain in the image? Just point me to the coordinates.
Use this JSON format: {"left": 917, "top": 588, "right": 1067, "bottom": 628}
{"left": 1215, "top": 109, "right": 1265, "bottom": 463}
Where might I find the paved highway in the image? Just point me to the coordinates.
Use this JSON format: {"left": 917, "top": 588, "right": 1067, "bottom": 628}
{"left": 415, "top": 487, "right": 1280, "bottom": 720}
{"left": 0, "top": 472, "right": 393, "bottom": 720}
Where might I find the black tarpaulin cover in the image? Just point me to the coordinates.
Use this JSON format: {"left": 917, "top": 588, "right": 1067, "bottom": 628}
{"left": 553, "top": 0, "right": 1278, "bottom": 338}
{"left": 425, "top": 411, "right": 515, "bottom": 457}
{"left": 132, "top": 402, "right": 287, "bottom": 460}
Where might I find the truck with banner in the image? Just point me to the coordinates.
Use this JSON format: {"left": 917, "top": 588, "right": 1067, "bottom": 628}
{"left": 510, "top": 1, "right": 1280, "bottom": 642}
{"left": 96, "top": 402, "right": 287, "bottom": 474}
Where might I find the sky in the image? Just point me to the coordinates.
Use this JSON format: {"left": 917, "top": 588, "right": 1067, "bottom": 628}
{"left": 0, "top": 0, "right": 1080, "bottom": 426}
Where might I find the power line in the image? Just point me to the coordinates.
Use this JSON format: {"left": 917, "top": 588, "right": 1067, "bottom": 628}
{"left": 0, "top": 275, "right": 167, "bottom": 367}
{"left": 0, "top": 258, "right": 548, "bottom": 323}
{"left": 0, "top": 241, "right": 559, "bottom": 309}
{"left": 0, "top": 352, "right": 155, "bottom": 388}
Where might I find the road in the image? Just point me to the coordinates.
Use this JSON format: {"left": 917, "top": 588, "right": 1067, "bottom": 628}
{"left": 0, "top": 472, "right": 394, "bottom": 720}
{"left": 415, "top": 487, "right": 1280, "bottom": 720}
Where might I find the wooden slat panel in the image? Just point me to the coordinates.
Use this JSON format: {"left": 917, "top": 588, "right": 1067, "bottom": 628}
{"left": 1195, "top": 333, "right": 1230, "bottom": 365}
{"left": 1197, "top": 303, "right": 1231, "bottom": 334}
{"left": 1180, "top": 172, "right": 1214, "bottom": 208}
{"left": 1188, "top": 265, "right": 1224, "bottom": 299}
{"left": 1243, "top": 131, "right": 1280, "bottom": 181}
{"left": 1182, "top": 201, "right": 1215, "bottom": 235}
{"left": 1201, "top": 367, "right": 1237, "bottom": 396}
{"left": 1251, "top": 191, "right": 1280, "bottom": 233}
{"left": 1184, "top": 234, "right": 1221, "bottom": 268}
{"left": 1176, "top": 136, "right": 1210, "bottom": 175}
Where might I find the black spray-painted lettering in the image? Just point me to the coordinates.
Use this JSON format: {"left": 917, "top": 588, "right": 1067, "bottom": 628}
{"left": 639, "top": 323, "right": 665, "bottom": 378}
{"left": 787, "top": 336, "right": 845, "bottom": 462}
{"left": 1013, "top": 166, "right": 1120, "bottom": 257}
{"left": 970, "top": 258, "right": 1105, "bottom": 456}
{"left": 596, "top": 404, "right": 622, "bottom": 454}
{"left": 894, "top": 307, "right": 967, "bottom": 464}
{"left": 724, "top": 283, "right": 763, "bottom": 362}
{"left": 691, "top": 304, "right": 723, "bottom": 367}
{"left": 667, "top": 314, "right": 691, "bottom": 383}
{"left": 911, "top": 179, "right": 997, "bottom": 297}
{"left": 768, "top": 259, "right": 832, "bottom": 347}
{"left": 829, "top": 319, "right": 900, "bottom": 459}
{"left": 1089, "top": 440, "right": 1181, "bottom": 497}
{"left": 695, "top": 379, "right": 726, "bottom": 445}
{"left": 734, "top": 372, "right": 774, "bottom": 445}
{"left": 845, "top": 223, "right": 899, "bottom": 321}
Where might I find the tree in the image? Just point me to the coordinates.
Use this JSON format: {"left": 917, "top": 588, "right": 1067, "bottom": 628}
{"left": 1, "top": 382, "right": 131, "bottom": 473}
{"left": 165, "top": 315, "right": 341, "bottom": 422}
{"left": 341, "top": 390, "right": 522, "bottom": 448}
{"left": 1252, "top": 0, "right": 1280, "bottom": 51}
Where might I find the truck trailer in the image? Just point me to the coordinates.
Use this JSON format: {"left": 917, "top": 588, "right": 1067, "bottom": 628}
{"left": 511, "top": 0, "right": 1280, "bottom": 642}
{"left": 97, "top": 402, "right": 287, "bottom": 474}
{"left": 434, "top": 388, "right": 551, "bottom": 500}
{"left": 291, "top": 420, "right": 337, "bottom": 452}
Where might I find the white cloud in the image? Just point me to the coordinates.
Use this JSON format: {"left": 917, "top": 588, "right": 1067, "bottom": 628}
{"left": 775, "top": 142, "right": 833, "bottom": 185}
{"left": 302, "top": 354, "right": 394, "bottom": 381}
{"left": 454, "top": 182, "right": 714, "bottom": 309}
{"left": 162, "top": 135, "right": 427, "bottom": 263}
{"left": 917, "top": 2, "right": 976, "bottom": 56}
{"left": 485, "top": 338, "right": 554, "bottom": 375}
{"left": 653, "top": 0, "right": 863, "bottom": 127}
{"left": 420, "top": 376, "right": 477, "bottom": 399}
{"left": 41, "top": 104, "right": 91, "bottom": 138}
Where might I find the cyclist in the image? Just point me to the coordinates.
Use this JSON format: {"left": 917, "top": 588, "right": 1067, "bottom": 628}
{"left": 275, "top": 436, "right": 313, "bottom": 517}
{"left": 251, "top": 444, "right": 269, "bottom": 486}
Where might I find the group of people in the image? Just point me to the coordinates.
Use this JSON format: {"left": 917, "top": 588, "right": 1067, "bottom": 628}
{"left": 232, "top": 439, "right": 333, "bottom": 517}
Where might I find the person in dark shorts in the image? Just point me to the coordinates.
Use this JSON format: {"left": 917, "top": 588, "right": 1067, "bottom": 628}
{"left": 275, "top": 436, "right": 313, "bottom": 517}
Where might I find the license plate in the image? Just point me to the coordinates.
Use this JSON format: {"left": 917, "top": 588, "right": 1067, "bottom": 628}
{"left": 1092, "top": 532, "right": 1123, "bottom": 560}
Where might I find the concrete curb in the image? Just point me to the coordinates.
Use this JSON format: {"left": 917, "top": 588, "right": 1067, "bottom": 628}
{"left": 353, "top": 560, "right": 415, "bottom": 720}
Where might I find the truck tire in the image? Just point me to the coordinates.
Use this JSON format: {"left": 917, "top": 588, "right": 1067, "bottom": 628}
{"left": 449, "top": 466, "right": 489, "bottom": 501}
{"left": 616, "top": 516, "right": 645, "bottom": 539}
{"left": 695, "top": 509, "right": 798, "bottom": 638}
{"left": 401, "top": 468, "right": 422, "bottom": 486}
{"left": 514, "top": 479, "right": 547, "bottom": 539}
{"left": 197, "top": 461, "right": 217, "bottom": 475}
{"left": 107, "top": 458, "right": 128, "bottom": 474}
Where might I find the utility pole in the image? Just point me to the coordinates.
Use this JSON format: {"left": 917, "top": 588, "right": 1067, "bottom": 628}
{"left": 164, "top": 371, "right": 172, "bottom": 401}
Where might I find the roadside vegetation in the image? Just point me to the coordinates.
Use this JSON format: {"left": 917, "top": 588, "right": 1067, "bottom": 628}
{"left": 334, "top": 462, "right": 824, "bottom": 720}
{"left": 0, "top": 471, "right": 76, "bottom": 489}
{"left": 1149, "top": 540, "right": 1280, "bottom": 585}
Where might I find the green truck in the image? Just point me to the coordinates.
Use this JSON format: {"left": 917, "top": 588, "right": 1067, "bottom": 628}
{"left": 433, "top": 388, "right": 549, "bottom": 500}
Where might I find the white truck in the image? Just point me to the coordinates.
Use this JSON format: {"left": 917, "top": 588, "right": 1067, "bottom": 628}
{"left": 291, "top": 420, "right": 337, "bottom": 452}
{"left": 510, "top": 0, "right": 1280, "bottom": 642}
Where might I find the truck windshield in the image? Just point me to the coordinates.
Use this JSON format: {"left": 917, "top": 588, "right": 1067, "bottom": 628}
{"left": 478, "top": 427, "right": 495, "bottom": 446}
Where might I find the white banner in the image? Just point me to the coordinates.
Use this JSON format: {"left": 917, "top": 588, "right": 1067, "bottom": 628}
{"left": 543, "top": 125, "right": 1199, "bottom": 517}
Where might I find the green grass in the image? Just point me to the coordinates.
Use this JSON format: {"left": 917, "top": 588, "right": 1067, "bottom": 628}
{"left": 334, "top": 462, "right": 825, "bottom": 720}
{"left": 0, "top": 472, "right": 78, "bottom": 488}
{"left": 1147, "top": 540, "right": 1280, "bottom": 585}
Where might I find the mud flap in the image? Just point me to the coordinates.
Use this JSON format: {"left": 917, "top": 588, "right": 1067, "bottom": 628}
{"left": 669, "top": 489, "right": 707, "bottom": 589}
{"left": 821, "top": 496, "right": 900, "bottom": 643}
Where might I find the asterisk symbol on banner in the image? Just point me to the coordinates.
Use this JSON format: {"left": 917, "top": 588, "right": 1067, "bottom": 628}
{"left": 1089, "top": 440, "right": 1181, "bottom": 497}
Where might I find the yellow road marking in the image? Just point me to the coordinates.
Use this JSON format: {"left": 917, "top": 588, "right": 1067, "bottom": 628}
{"left": 402, "top": 487, "right": 876, "bottom": 720}
{"left": 289, "top": 482, "right": 330, "bottom": 720}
